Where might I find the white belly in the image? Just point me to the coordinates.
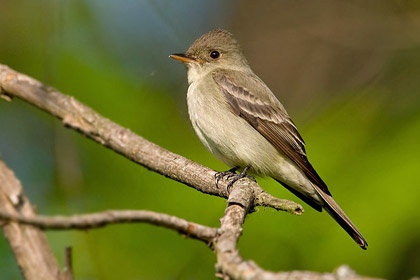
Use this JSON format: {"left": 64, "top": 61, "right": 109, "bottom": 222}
{"left": 186, "top": 79, "right": 318, "bottom": 198}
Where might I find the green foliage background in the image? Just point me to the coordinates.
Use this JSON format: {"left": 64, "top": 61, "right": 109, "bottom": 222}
{"left": 0, "top": 1, "right": 419, "bottom": 279}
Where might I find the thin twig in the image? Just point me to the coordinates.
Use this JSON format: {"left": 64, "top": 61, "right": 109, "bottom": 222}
{"left": 0, "top": 209, "right": 218, "bottom": 242}
{"left": 62, "top": 247, "right": 74, "bottom": 280}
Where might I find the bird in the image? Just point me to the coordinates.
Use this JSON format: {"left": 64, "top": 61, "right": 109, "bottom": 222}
{"left": 170, "top": 29, "right": 367, "bottom": 249}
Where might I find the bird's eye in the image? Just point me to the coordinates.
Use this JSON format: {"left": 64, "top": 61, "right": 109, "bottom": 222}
{"left": 210, "top": 50, "right": 220, "bottom": 59}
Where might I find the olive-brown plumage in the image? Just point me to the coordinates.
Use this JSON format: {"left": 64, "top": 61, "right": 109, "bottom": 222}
{"left": 170, "top": 29, "right": 367, "bottom": 249}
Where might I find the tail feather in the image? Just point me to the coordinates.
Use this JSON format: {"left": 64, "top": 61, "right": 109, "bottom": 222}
{"left": 312, "top": 184, "right": 368, "bottom": 249}
{"left": 275, "top": 179, "right": 322, "bottom": 212}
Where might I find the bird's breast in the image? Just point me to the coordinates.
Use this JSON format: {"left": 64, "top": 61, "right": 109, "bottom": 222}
{"left": 186, "top": 77, "right": 283, "bottom": 175}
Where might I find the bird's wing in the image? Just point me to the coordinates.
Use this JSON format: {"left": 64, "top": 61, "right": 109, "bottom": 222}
{"left": 213, "top": 70, "right": 331, "bottom": 196}
{"left": 213, "top": 70, "right": 368, "bottom": 249}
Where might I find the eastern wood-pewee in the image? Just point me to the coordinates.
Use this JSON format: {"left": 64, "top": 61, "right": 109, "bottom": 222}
{"left": 170, "top": 29, "right": 367, "bottom": 249}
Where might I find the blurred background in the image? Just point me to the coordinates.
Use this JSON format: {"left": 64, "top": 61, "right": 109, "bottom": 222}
{"left": 0, "top": 0, "right": 419, "bottom": 279}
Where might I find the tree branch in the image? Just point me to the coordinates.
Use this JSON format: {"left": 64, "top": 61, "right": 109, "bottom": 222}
{"left": 0, "top": 171, "right": 379, "bottom": 280}
{"left": 0, "top": 160, "right": 66, "bottom": 280}
{"left": 0, "top": 64, "right": 381, "bottom": 280}
{"left": 0, "top": 208, "right": 218, "bottom": 243}
{"left": 214, "top": 181, "right": 382, "bottom": 280}
{"left": 0, "top": 64, "right": 302, "bottom": 215}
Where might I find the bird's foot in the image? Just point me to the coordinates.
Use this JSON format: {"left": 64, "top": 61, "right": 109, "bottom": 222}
{"left": 215, "top": 167, "right": 238, "bottom": 188}
{"left": 225, "top": 166, "right": 255, "bottom": 194}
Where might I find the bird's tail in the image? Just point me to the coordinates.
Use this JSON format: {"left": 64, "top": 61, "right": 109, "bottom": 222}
{"left": 312, "top": 183, "right": 368, "bottom": 249}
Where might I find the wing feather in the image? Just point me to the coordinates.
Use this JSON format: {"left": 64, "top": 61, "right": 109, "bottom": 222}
{"left": 213, "top": 70, "right": 368, "bottom": 249}
{"left": 213, "top": 71, "right": 331, "bottom": 195}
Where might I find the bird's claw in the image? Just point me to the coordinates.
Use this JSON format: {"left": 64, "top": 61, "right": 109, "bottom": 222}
{"left": 215, "top": 166, "right": 255, "bottom": 194}
{"left": 247, "top": 175, "right": 256, "bottom": 183}
{"left": 215, "top": 167, "right": 238, "bottom": 188}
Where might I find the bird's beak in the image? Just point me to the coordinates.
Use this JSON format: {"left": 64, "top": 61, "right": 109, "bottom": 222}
{"left": 169, "top": 53, "right": 198, "bottom": 63}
